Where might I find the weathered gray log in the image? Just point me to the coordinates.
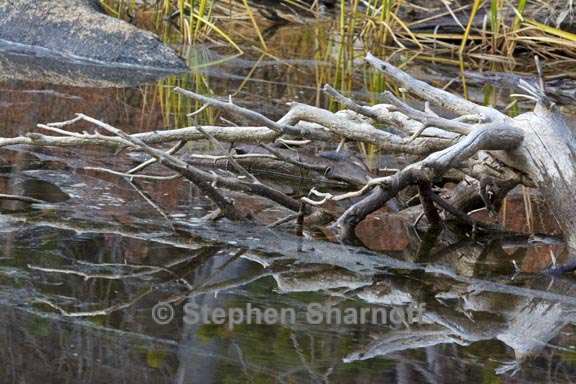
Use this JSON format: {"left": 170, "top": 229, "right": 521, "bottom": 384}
{"left": 331, "top": 54, "right": 576, "bottom": 267}
{"left": 0, "top": 0, "right": 187, "bottom": 71}
{"left": 508, "top": 104, "right": 576, "bottom": 251}
{"left": 2, "top": 42, "right": 574, "bottom": 273}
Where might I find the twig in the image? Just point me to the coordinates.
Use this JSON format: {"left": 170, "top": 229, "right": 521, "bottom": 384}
{"left": 34, "top": 288, "right": 153, "bottom": 317}
{"left": 129, "top": 180, "right": 175, "bottom": 229}
{"left": 127, "top": 140, "right": 187, "bottom": 175}
{"left": 267, "top": 213, "right": 299, "bottom": 228}
{"left": 366, "top": 52, "right": 507, "bottom": 121}
{"left": 196, "top": 126, "right": 258, "bottom": 183}
{"left": 76, "top": 114, "right": 245, "bottom": 221}
{"left": 322, "top": 84, "right": 384, "bottom": 121}
{"left": 174, "top": 88, "right": 286, "bottom": 133}
{"left": 380, "top": 91, "right": 472, "bottom": 135}
{"left": 0, "top": 194, "right": 47, "bottom": 204}
{"left": 85, "top": 167, "right": 180, "bottom": 181}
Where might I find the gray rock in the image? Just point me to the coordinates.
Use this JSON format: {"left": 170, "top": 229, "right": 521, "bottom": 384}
{"left": 0, "top": 0, "right": 188, "bottom": 72}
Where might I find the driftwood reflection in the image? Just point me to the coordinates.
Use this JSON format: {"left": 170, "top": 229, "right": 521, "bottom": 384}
{"left": 345, "top": 274, "right": 576, "bottom": 375}
{"left": 184, "top": 225, "right": 576, "bottom": 380}
{"left": 0, "top": 212, "right": 574, "bottom": 382}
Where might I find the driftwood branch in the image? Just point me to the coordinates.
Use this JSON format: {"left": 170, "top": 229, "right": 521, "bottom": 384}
{"left": 77, "top": 114, "right": 246, "bottom": 221}
{"left": 365, "top": 52, "right": 507, "bottom": 121}
{"left": 40, "top": 115, "right": 309, "bottom": 220}
{"left": 6, "top": 53, "right": 574, "bottom": 271}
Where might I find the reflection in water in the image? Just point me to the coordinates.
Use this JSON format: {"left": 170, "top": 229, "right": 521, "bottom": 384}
{"left": 0, "top": 171, "right": 574, "bottom": 383}
{"left": 0, "top": 41, "right": 186, "bottom": 88}
{"left": 0, "top": 12, "right": 574, "bottom": 384}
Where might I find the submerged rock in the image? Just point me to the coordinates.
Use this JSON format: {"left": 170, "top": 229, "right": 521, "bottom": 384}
{"left": 0, "top": 0, "right": 188, "bottom": 72}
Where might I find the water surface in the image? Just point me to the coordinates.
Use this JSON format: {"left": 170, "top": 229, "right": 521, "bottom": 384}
{"left": 0, "top": 18, "right": 575, "bottom": 384}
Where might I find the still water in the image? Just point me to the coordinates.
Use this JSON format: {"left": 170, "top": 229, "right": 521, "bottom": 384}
{"left": 0, "top": 19, "right": 575, "bottom": 384}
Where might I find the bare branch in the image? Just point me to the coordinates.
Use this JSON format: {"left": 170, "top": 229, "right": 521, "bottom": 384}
{"left": 174, "top": 88, "right": 285, "bottom": 133}
{"left": 77, "top": 114, "right": 245, "bottom": 221}
{"left": 366, "top": 53, "right": 507, "bottom": 121}
{"left": 174, "top": 88, "right": 334, "bottom": 141}
{"left": 282, "top": 103, "right": 452, "bottom": 155}
{"left": 127, "top": 139, "right": 187, "bottom": 175}
{"left": 85, "top": 167, "right": 181, "bottom": 181}
{"left": 330, "top": 123, "right": 524, "bottom": 243}
{"left": 0, "top": 194, "right": 47, "bottom": 204}
{"left": 379, "top": 91, "right": 472, "bottom": 135}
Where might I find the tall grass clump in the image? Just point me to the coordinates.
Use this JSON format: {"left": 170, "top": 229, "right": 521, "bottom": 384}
{"left": 98, "top": 0, "right": 576, "bottom": 130}
{"left": 327, "top": 0, "right": 576, "bottom": 61}
{"left": 101, "top": 0, "right": 241, "bottom": 50}
{"left": 100, "top": 0, "right": 238, "bottom": 126}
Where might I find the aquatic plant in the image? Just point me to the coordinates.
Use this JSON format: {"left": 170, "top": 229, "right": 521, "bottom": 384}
{"left": 99, "top": 0, "right": 576, "bottom": 150}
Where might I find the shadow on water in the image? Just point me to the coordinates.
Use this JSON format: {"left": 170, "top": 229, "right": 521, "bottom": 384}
{"left": 0, "top": 12, "right": 575, "bottom": 384}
